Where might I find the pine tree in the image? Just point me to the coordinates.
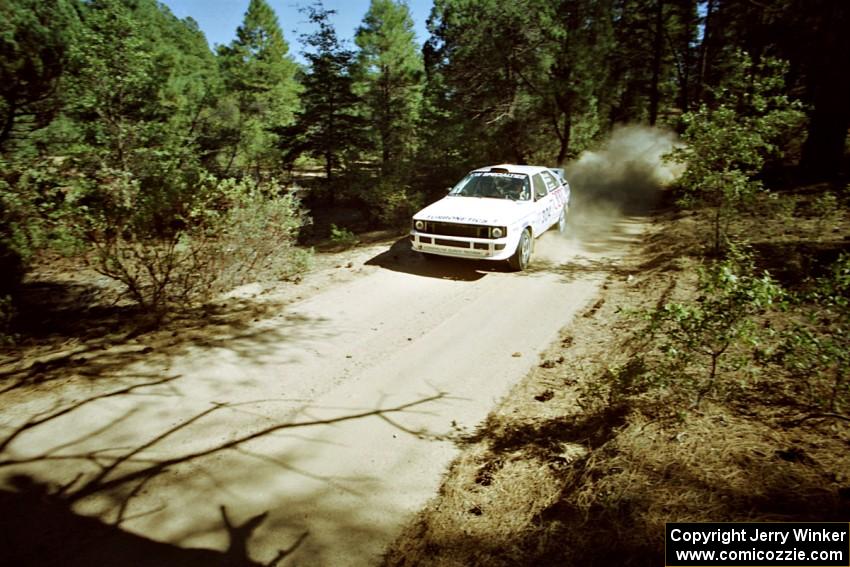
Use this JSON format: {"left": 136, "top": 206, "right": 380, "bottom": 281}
{"left": 546, "top": 0, "right": 617, "bottom": 163}
{"left": 424, "top": 0, "right": 554, "bottom": 164}
{"left": 354, "top": 0, "right": 423, "bottom": 177}
{"left": 56, "top": 0, "right": 226, "bottom": 237}
{"left": 687, "top": 0, "right": 848, "bottom": 178}
{"left": 216, "top": 0, "right": 300, "bottom": 180}
{"left": 281, "top": 3, "right": 365, "bottom": 203}
{"left": 0, "top": 0, "right": 80, "bottom": 152}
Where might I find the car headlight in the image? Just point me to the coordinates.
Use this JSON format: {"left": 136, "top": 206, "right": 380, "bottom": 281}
{"left": 491, "top": 227, "right": 504, "bottom": 238}
{"left": 414, "top": 219, "right": 425, "bottom": 231}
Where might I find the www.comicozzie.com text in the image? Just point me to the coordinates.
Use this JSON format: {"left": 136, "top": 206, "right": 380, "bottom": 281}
{"left": 670, "top": 527, "right": 847, "bottom": 546}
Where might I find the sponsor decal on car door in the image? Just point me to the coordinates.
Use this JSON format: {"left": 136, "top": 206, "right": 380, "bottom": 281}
{"left": 541, "top": 170, "right": 565, "bottom": 227}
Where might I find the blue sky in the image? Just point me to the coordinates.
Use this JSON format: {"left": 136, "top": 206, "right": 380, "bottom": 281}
{"left": 159, "top": 0, "right": 434, "bottom": 62}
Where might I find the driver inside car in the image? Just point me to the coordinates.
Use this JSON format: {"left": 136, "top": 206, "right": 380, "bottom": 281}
{"left": 504, "top": 178, "right": 530, "bottom": 201}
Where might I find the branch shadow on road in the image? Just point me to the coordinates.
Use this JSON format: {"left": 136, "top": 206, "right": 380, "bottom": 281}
{"left": 0, "top": 283, "right": 338, "bottom": 395}
{"left": 0, "top": 479, "right": 306, "bottom": 567}
{"left": 0, "top": 377, "right": 450, "bottom": 566}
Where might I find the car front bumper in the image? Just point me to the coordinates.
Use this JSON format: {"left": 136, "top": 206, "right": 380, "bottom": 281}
{"left": 409, "top": 230, "right": 518, "bottom": 261}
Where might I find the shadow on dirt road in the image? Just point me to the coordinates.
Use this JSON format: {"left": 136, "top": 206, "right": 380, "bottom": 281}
{"left": 365, "top": 237, "right": 504, "bottom": 281}
{"left": 0, "top": 380, "right": 447, "bottom": 566}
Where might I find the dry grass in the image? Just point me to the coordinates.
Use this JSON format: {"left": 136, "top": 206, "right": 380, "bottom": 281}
{"left": 384, "top": 188, "right": 850, "bottom": 567}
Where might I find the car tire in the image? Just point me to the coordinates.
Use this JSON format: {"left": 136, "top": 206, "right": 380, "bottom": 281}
{"left": 420, "top": 252, "right": 436, "bottom": 260}
{"left": 508, "top": 229, "right": 532, "bottom": 271}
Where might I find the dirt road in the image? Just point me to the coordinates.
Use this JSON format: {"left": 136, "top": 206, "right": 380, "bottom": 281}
{"left": 0, "top": 213, "right": 645, "bottom": 566}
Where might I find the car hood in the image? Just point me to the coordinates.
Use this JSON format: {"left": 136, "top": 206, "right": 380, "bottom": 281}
{"left": 414, "top": 196, "right": 530, "bottom": 226}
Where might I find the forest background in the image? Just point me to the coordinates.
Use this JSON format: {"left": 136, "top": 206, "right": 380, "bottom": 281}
{"left": 1, "top": 0, "right": 848, "bottom": 316}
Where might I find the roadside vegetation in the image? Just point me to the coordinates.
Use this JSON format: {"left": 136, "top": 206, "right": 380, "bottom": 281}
{"left": 384, "top": 182, "right": 850, "bottom": 567}
{"left": 1, "top": 0, "right": 849, "bottom": 563}
{"left": 383, "top": 11, "right": 850, "bottom": 565}
{"left": 2, "top": 0, "right": 848, "bottom": 333}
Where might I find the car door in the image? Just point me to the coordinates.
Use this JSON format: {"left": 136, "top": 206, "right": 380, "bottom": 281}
{"left": 540, "top": 170, "right": 567, "bottom": 227}
{"left": 530, "top": 173, "right": 552, "bottom": 235}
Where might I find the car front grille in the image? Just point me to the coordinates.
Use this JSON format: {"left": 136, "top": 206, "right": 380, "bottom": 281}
{"left": 417, "top": 221, "right": 493, "bottom": 239}
{"left": 434, "top": 238, "right": 469, "bottom": 248}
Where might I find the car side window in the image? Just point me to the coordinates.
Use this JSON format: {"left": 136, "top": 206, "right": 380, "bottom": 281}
{"left": 520, "top": 177, "right": 531, "bottom": 200}
{"left": 541, "top": 171, "right": 559, "bottom": 192}
{"left": 532, "top": 174, "right": 547, "bottom": 200}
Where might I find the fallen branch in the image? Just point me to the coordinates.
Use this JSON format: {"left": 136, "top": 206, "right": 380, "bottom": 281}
{"left": 783, "top": 412, "right": 850, "bottom": 427}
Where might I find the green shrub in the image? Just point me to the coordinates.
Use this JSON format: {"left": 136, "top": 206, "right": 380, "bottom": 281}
{"left": 0, "top": 154, "right": 89, "bottom": 292}
{"left": 358, "top": 177, "right": 424, "bottom": 228}
{"left": 638, "top": 245, "right": 784, "bottom": 407}
{"left": 772, "top": 253, "right": 850, "bottom": 412}
{"left": 811, "top": 192, "right": 839, "bottom": 217}
{"left": 750, "top": 191, "right": 796, "bottom": 221}
{"left": 329, "top": 224, "right": 359, "bottom": 248}
{"left": 0, "top": 159, "right": 39, "bottom": 293}
{"left": 667, "top": 51, "right": 805, "bottom": 254}
{"left": 808, "top": 192, "right": 843, "bottom": 235}
{"left": 85, "top": 177, "right": 311, "bottom": 315}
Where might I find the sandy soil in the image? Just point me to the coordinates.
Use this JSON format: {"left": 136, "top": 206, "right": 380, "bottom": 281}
{"left": 0, "top": 208, "right": 647, "bottom": 565}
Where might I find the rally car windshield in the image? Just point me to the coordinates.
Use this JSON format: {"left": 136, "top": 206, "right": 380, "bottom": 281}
{"left": 449, "top": 172, "right": 531, "bottom": 201}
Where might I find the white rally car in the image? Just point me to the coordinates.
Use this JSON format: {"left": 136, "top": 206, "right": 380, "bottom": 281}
{"left": 410, "top": 164, "right": 570, "bottom": 271}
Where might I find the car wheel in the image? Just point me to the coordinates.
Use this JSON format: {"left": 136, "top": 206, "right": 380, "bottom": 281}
{"left": 508, "top": 229, "right": 532, "bottom": 271}
{"left": 557, "top": 205, "right": 568, "bottom": 233}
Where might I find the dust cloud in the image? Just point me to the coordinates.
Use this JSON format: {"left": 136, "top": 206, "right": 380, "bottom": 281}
{"left": 567, "top": 124, "right": 682, "bottom": 209}
{"left": 535, "top": 124, "right": 682, "bottom": 263}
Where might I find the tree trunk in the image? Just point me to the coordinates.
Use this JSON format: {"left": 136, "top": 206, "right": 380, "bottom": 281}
{"left": 800, "top": 2, "right": 850, "bottom": 178}
{"left": 694, "top": 0, "right": 715, "bottom": 107}
{"left": 0, "top": 99, "right": 16, "bottom": 151}
{"left": 324, "top": 148, "right": 334, "bottom": 207}
{"left": 649, "top": 0, "right": 665, "bottom": 125}
{"left": 380, "top": 65, "right": 392, "bottom": 173}
{"left": 713, "top": 206, "right": 722, "bottom": 256}
{"left": 673, "top": 0, "right": 698, "bottom": 114}
{"left": 555, "top": 112, "right": 572, "bottom": 166}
